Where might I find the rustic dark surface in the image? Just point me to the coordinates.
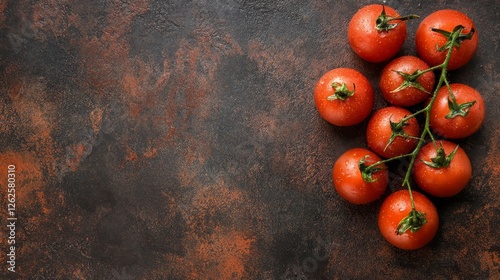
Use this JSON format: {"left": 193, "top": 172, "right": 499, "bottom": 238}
{"left": 0, "top": 0, "right": 499, "bottom": 279}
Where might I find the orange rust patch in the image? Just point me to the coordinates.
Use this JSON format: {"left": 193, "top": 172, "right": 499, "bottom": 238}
{"left": 32, "top": 1, "right": 71, "bottom": 41}
{"left": 483, "top": 127, "right": 500, "bottom": 185}
{"left": 184, "top": 182, "right": 246, "bottom": 230}
{"left": 176, "top": 143, "right": 211, "bottom": 187}
{"left": 176, "top": 182, "right": 261, "bottom": 279}
{"left": 122, "top": 143, "right": 159, "bottom": 166}
{"left": 0, "top": 0, "right": 7, "bottom": 28}
{"left": 123, "top": 72, "right": 140, "bottom": 99}
{"left": 0, "top": 151, "right": 45, "bottom": 213}
{"left": 8, "top": 78, "right": 58, "bottom": 178}
{"left": 143, "top": 146, "right": 158, "bottom": 159}
{"left": 146, "top": 182, "right": 262, "bottom": 279}
{"left": 121, "top": 58, "right": 168, "bottom": 119}
{"left": 66, "top": 143, "right": 86, "bottom": 172}
{"left": 194, "top": 229, "right": 254, "bottom": 279}
{"left": 7, "top": 79, "right": 22, "bottom": 99}
{"left": 482, "top": 125, "right": 500, "bottom": 229}
{"left": 90, "top": 107, "right": 103, "bottom": 134}
{"left": 125, "top": 146, "right": 139, "bottom": 162}
{"left": 76, "top": 0, "right": 150, "bottom": 94}
{"left": 480, "top": 251, "right": 500, "bottom": 279}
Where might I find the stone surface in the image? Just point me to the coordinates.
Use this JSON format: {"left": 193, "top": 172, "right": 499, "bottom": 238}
{"left": 0, "top": 0, "right": 498, "bottom": 279}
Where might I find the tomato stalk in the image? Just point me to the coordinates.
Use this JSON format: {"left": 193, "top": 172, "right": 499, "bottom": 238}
{"left": 390, "top": 69, "right": 431, "bottom": 94}
{"left": 422, "top": 143, "right": 460, "bottom": 168}
{"left": 384, "top": 118, "right": 417, "bottom": 152}
{"left": 327, "top": 82, "right": 355, "bottom": 101}
{"left": 397, "top": 26, "right": 467, "bottom": 233}
{"left": 359, "top": 156, "right": 384, "bottom": 183}
{"left": 432, "top": 25, "right": 475, "bottom": 52}
{"left": 364, "top": 25, "right": 471, "bottom": 235}
{"left": 375, "top": 5, "right": 420, "bottom": 32}
{"left": 445, "top": 87, "right": 477, "bottom": 118}
{"left": 362, "top": 151, "right": 414, "bottom": 170}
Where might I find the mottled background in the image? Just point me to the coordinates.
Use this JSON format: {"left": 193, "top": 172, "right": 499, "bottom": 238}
{"left": 0, "top": 0, "right": 498, "bottom": 279}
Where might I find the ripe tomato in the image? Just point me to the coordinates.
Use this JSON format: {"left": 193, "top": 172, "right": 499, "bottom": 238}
{"left": 314, "top": 68, "right": 374, "bottom": 126}
{"left": 416, "top": 9, "right": 478, "bottom": 70}
{"left": 379, "top": 56, "right": 435, "bottom": 107}
{"left": 429, "top": 83, "right": 485, "bottom": 139}
{"left": 366, "top": 106, "right": 419, "bottom": 158}
{"left": 348, "top": 4, "right": 414, "bottom": 63}
{"left": 332, "top": 148, "right": 388, "bottom": 204}
{"left": 378, "top": 190, "right": 439, "bottom": 250}
{"left": 413, "top": 140, "right": 472, "bottom": 197}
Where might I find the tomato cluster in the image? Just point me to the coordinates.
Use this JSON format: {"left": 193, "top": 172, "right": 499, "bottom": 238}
{"left": 314, "top": 5, "right": 484, "bottom": 250}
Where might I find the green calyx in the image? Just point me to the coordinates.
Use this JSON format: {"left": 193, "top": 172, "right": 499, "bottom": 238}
{"left": 375, "top": 5, "right": 420, "bottom": 32}
{"left": 359, "top": 156, "right": 385, "bottom": 183}
{"left": 432, "top": 25, "right": 475, "bottom": 52}
{"left": 446, "top": 97, "right": 476, "bottom": 119}
{"left": 327, "top": 82, "right": 355, "bottom": 101}
{"left": 391, "top": 70, "right": 430, "bottom": 94}
{"left": 384, "top": 118, "right": 413, "bottom": 151}
{"left": 396, "top": 208, "right": 428, "bottom": 234}
{"left": 422, "top": 144, "right": 459, "bottom": 169}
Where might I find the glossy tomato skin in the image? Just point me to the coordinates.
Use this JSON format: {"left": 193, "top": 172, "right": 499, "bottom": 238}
{"left": 430, "top": 84, "right": 485, "bottom": 139}
{"left": 416, "top": 9, "right": 478, "bottom": 70}
{"left": 314, "top": 68, "right": 374, "bottom": 126}
{"left": 348, "top": 4, "right": 407, "bottom": 63}
{"left": 378, "top": 190, "right": 439, "bottom": 250}
{"left": 366, "top": 106, "right": 419, "bottom": 158}
{"left": 333, "top": 148, "right": 388, "bottom": 204}
{"left": 413, "top": 140, "right": 472, "bottom": 197}
{"left": 379, "top": 56, "right": 435, "bottom": 107}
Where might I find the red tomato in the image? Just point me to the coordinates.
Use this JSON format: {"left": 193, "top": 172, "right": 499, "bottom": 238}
{"left": 348, "top": 4, "right": 412, "bottom": 63}
{"left": 378, "top": 190, "right": 439, "bottom": 250}
{"left": 332, "top": 148, "right": 388, "bottom": 204}
{"left": 379, "top": 56, "right": 435, "bottom": 107}
{"left": 314, "top": 68, "right": 374, "bottom": 126}
{"left": 413, "top": 140, "right": 472, "bottom": 197}
{"left": 429, "top": 83, "right": 485, "bottom": 139}
{"left": 366, "top": 106, "right": 419, "bottom": 158}
{"left": 416, "top": 9, "right": 478, "bottom": 70}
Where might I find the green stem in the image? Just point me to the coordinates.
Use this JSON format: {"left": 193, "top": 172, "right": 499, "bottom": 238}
{"left": 364, "top": 25, "right": 468, "bottom": 234}
{"left": 401, "top": 27, "right": 460, "bottom": 198}
{"left": 375, "top": 5, "right": 419, "bottom": 32}
{"left": 416, "top": 64, "right": 443, "bottom": 75}
{"left": 365, "top": 152, "right": 415, "bottom": 170}
{"left": 400, "top": 107, "right": 427, "bottom": 122}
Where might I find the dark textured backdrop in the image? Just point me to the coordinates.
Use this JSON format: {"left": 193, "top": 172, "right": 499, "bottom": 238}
{"left": 0, "top": 0, "right": 499, "bottom": 279}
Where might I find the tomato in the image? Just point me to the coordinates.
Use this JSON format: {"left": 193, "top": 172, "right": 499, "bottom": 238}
{"left": 429, "top": 83, "right": 485, "bottom": 139}
{"left": 379, "top": 56, "right": 435, "bottom": 107}
{"left": 378, "top": 190, "right": 439, "bottom": 250}
{"left": 416, "top": 9, "right": 478, "bottom": 70}
{"left": 332, "top": 148, "right": 388, "bottom": 204}
{"left": 314, "top": 68, "right": 374, "bottom": 126}
{"left": 366, "top": 106, "right": 419, "bottom": 158}
{"left": 413, "top": 140, "right": 472, "bottom": 197}
{"left": 348, "top": 4, "right": 414, "bottom": 63}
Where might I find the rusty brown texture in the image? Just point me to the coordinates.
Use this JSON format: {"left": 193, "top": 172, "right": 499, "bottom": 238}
{"left": 0, "top": 0, "right": 499, "bottom": 279}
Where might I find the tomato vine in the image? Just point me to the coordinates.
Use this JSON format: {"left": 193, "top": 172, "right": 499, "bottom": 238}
{"left": 363, "top": 25, "right": 475, "bottom": 234}
{"left": 321, "top": 5, "right": 482, "bottom": 249}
